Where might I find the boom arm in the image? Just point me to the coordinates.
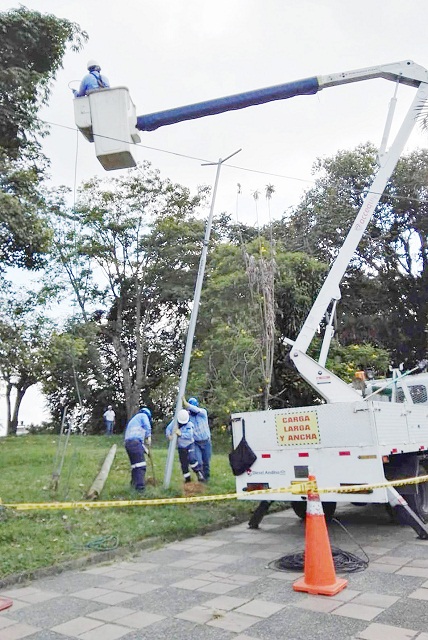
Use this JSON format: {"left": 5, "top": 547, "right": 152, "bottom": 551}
{"left": 137, "top": 61, "right": 428, "bottom": 131}
{"left": 135, "top": 61, "right": 428, "bottom": 403}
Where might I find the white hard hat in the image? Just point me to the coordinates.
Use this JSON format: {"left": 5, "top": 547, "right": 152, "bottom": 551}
{"left": 177, "top": 409, "right": 189, "bottom": 425}
{"left": 87, "top": 59, "right": 100, "bottom": 70}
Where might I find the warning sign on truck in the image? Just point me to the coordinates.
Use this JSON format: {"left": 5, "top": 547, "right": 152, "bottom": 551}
{"left": 275, "top": 410, "right": 320, "bottom": 446}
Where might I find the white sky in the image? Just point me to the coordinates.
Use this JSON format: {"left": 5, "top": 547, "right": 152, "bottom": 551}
{"left": 2, "top": 0, "right": 428, "bottom": 431}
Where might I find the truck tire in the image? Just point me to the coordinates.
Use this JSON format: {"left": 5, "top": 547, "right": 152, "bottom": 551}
{"left": 405, "top": 463, "right": 428, "bottom": 523}
{"left": 291, "top": 500, "right": 336, "bottom": 521}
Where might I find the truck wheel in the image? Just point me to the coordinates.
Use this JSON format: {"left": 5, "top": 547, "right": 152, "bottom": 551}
{"left": 290, "top": 500, "right": 336, "bottom": 521}
{"left": 406, "top": 464, "right": 428, "bottom": 523}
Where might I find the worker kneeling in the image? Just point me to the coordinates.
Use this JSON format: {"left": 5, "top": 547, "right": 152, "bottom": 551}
{"left": 166, "top": 409, "right": 204, "bottom": 483}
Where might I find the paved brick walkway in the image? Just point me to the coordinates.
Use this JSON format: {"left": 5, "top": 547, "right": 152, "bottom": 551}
{"left": 1, "top": 506, "right": 428, "bottom": 639}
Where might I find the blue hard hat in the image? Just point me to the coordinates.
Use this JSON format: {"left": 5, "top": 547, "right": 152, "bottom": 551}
{"left": 188, "top": 397, "right": 199, "bottom": 406}
{"left": 139, "top": 407, "right": 152, "bottom": 418}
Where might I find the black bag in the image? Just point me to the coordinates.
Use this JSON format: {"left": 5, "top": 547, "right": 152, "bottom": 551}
{"left": 229, "top": 419, "right": 257, "bottom": 476}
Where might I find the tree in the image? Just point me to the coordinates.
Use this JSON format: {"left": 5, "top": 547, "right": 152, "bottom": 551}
{"left": 54, "top": 163, "right": 208, "bottom": 420}
{"left": 0, "top": 289, "right": 53, "bottom": 434}
{"left": 276, "top": 144, "right": 428, "bottom": 367}
{"left": 188, "top": 235, "right": 328, "bottom": 424}
{"left": 0, "top": 7, "right": 86, "bottom": 271}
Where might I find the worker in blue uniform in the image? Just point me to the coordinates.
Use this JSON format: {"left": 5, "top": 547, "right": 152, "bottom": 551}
{"left": 182, "top": 396, "right": 212, "bottom": 481}
{"left": 166, "top": 409, "right": 204, "bottom": 483}
{"left": 73, "top": 59, "right": 110, "bottom": 97}
{"left": 124, "top": 407, "right": 152, "bottom": 491}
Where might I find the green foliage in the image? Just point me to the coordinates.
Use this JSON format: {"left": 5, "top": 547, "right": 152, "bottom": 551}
{"left": 318, "top": 339, "right": 391, "bottom": 383}
{"left": 0, "top": 288, "right": 54, "bottom": 434}
{"left": 277, "top": 143, "right": 428, "bottom": 368}
{"left": 0, "top": 7, "right": 86, "bottom": 271}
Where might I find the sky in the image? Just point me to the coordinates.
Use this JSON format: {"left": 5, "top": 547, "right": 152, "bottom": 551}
{"left": 2, "top": 0, "right": 428, "bottom": 432}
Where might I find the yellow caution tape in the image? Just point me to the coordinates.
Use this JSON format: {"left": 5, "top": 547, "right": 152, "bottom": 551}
{"left": 2, "top": 474, "right": 428, "bottom": 511}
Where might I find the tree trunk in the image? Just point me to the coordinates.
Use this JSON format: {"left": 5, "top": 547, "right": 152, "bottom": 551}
{"left": 5, "top": 382, "right": 13, "bottom": 435}
{"left": 8, "top": 385, "right": 28, "bottom": 436}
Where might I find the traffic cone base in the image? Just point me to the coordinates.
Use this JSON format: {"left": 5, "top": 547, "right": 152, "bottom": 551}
{"left": 0, "top": 596, "right": 13, "bottom": 611}
{"left": 293, "top": 477, "right": 348, "bottom": 597}
{"left": 293, "top": 575, "right": 348, "bottom": 596}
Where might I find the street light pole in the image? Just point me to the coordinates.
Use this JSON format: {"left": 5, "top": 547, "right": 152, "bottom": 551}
{"left": 163, "top": 149, "right": 241, "bottom": 488}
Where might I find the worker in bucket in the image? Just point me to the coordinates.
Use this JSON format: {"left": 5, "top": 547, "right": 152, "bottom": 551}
{"left": 124, "top": 407, "right": 152, "bottom": 491}
{"left": 73, "top": 59, "right": 110, "bottom": 98}
{"left": 165, "top": 409, "right": 204, "bottom": 483}
{"left": 182, "top": 396, "right": 211, "bottom": 481}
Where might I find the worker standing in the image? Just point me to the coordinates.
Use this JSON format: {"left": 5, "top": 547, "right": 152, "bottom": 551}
{"left": 165, "top": 409, "right": 204, "bottom": 483}
{"left": 103, "top": 405, "right": 115, "bottom": 436}
{"left": 182, "top": 396, "right": 211, "bottom": 481}
{"left": 124, "top": 407, "right": 152, "bottom": 492}
{"left": 73, "top": 60, "right": 110, "bottom": 98}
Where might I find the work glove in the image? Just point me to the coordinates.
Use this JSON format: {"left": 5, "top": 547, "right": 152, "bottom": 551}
{"left": 146, "top": 436, "right": 152, "bottom": 446}
{"left": 182, "top": 396, "right": 190, "bottom": 409}
{"left": 174, "top": 429, "right": 181, "bottom": 437}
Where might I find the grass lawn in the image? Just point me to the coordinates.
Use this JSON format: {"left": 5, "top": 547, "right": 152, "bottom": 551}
{"left": 0, "top": 434, "right": 262, "bottom": 581}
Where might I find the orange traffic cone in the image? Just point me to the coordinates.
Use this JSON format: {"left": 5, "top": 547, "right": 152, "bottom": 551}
{"left": 293, "top": 475, "right": 348, "bottom": 596}
{"left": 0, "top": 596, "right": 13, "bottom": 611}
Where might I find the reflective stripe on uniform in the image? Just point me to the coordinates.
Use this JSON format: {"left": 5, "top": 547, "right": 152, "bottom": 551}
{"left": 131, "top": 462, "right": 147, "bottom": 469}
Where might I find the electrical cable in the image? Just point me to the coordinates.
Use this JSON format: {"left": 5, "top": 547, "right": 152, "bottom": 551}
{"left": 71, "top": 534, "right": 119, "bottom": 551}
{"left": 41, "top": 118, "right": 428, "bottom": 209}
{"left": 268, "top": 517, "right": 369, "bottom": 574}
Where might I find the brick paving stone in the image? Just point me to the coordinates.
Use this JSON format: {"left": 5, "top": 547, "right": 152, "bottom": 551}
{"left": 417, "top": 634, "right": 428, "bottom": 639}
{"left": 86, "top": 606, "right": 136, "bottom": 622}
{"left": 369, "top": 563, "right": 400, "bottom": 573}
{"left": 52, "top": 616, "right": 104, "bottom": 637}
{"left": 168, "top": 558, "right": 201, "bottom": 568}
{"left": 171, "top": 578, "right": 212, "bottom": 590}
{"left": 103, "top": 580, "right": 161, "bottom": 595}
{"left": 374, "top": 598, "right": 428, "bottom": 629}
{"left": 396, "top": 567, "right": 428, "bottom": 578}
{"left": 235, "top": 599, "right": 285, "bottom": 618}
{"left": 198, "top": 582, "right": 240, "bottom": 594}
{"left": 421, "top": 580, "right": 428, "bottom": 588}
{"left": 329, "top": 589, "right": 361, "bottom": 602}
{"left": 356, "top": 622, "right": 418, "bottom": 639}
{"left": 114, "top": 562, "right": 158, "bottom": 572}
{"left": 406, "top": 559, "right": 428, "bottom": 568}
{"left": 0, "top": 600, "right": 30, "bottom": 612}
{"left": 100, "top": 569, "right": 139, "bottom": 579}
{"left": 234, "top": 636, "right": 258, "bottom": 640}
{"left": 175, "top": 605, "right": 217, "bottom": 624}
{"left": 71, "top": 587, "right": 112, "bottom": 600}
{"left": 332, "top": 603, "right": 384, "bottom": 621}
{"left": 78, "top": 623, "right": 131, "bottom": 640}
{"left": 376, "top": 556, "right": 411, "bottom": 567}
{"left": 115, "top": 611, "right": 165, "bottom": 628}
{"left": 92, "top": 591, "right": 135, "bottom": 605}
{"left": 203, "top": 595, "right": 251, "bottom": 610}
{"left": 293, "top": 597, "right": 343, "bottom": 613}
{"left": 1, "top": 588, "right": 39, "bottom": 599}
{"left": 206, "top": 610, "right": 260, "bottom": 633}
{"left": 363, "top": 546, "right": 395, "bottom": 556}
{"left": 0, "top": 623, "right": 41, "bottom": 639}
{"left": 352, "top": 593, "right": 400, "bottom": 608}
{"left": 0, "top": 616, "right": 17, "bottom": 629}
{"left": 408, "top": 588, "right": 428, "bottom": 601}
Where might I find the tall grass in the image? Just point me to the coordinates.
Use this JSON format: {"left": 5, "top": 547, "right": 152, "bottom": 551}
{"left": 0, "top": 434, "right": 256, "bottom": 580}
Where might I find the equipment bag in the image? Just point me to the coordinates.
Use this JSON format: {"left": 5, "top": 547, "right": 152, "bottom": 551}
{"left": 229, "top": 418, "right": 257, "bottom": 476}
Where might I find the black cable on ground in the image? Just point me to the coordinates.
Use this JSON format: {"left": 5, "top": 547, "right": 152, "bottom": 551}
{"left": 71, "top": 535, "right": 119, "bottom": 552}
{"left": 269, "top": 517, "right": 369, "bottom": 574}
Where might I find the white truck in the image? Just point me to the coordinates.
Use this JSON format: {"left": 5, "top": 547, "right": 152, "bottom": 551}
{"left": 230, "top": 61, "right": 428, "bottom": 536}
